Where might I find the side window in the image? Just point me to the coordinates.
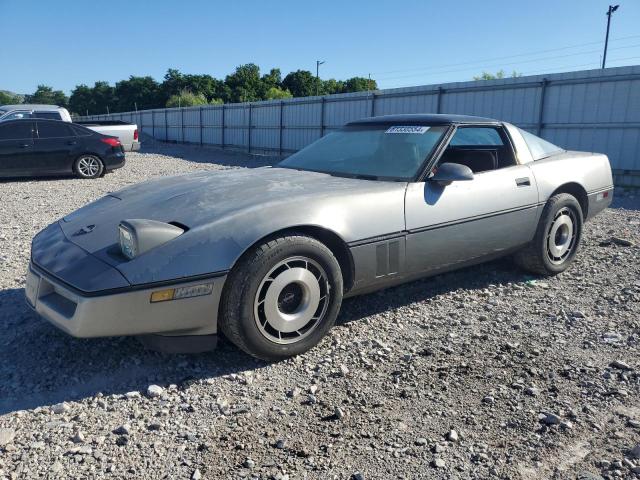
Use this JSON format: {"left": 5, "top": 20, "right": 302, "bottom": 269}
{"left": 0, "top": 122, "right": 33, "bottom": 140}
{"left": 3, "top": 111, "right": 31, "bottom": 120}
{"left": 440, "top": 126, "right": 515, "bottom": 173}
{"left": 518, "top": 128, "right": 563, "bottom": 160}
{"left": 33, "top": 111, "right": 63, "bottom": 121}
{"left": 37, "top": 122, "right": 73, "bottom": 139}
{"left": 450, "top": 127, "right": 504, "bottom": 146}
{"left": 70, "top": 125, "right": 92, "bottom": 136}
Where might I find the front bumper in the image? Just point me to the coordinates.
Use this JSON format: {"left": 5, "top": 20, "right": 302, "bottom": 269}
{"left": 26, "top": 263, "right": 225, "bottom": 338}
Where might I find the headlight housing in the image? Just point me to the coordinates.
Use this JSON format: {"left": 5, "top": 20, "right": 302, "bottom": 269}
{"left": 118, "top": 223, "right": 137, "bottom": 259}
{"left": 118, "top": 219, "right": 185, "bottom": 260}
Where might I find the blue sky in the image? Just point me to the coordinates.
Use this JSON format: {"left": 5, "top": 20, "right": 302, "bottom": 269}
{"left": 1, "top": 0, "right": 639, "bottom": 95}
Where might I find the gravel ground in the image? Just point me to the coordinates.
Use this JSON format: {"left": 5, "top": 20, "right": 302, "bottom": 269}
{"left": 0, "top": 140, "right": 639, "bottom": 480}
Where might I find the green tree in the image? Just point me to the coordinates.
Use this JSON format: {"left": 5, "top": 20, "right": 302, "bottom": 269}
{"left": 473, "top": 70, "right": 522, "bottom": 80}
{"left": 184, "top": 74, "right": 228, "bottom": 103}
{"left": 225, "top": 63, "right": 263, "bottom": 102}
{"left": 321, "top": 79, "right": 345, "bottom": 95}
{"left": 160, "top": 68, "right": 185, "bottom": 102}
{"left": 166, "top": 90, "right": 209, "bottom": 108}
{"left": 91, "top": 81, "right": 116, "bottom": 114}
{"left": 69, "top": 84, "right": 95, "bottom": 115}
{"left": 0, "top": 90, "right": 22, "bottom": 105}
{"left": 161, "top": 69, "right": 229, "bottom": 104}
{"left": 343, "top": 76, "right": 377, "bottom": 92}
{"left": 264, "top": 86, "right": 293, "bottom": 100}
{"left": 282, "top": 70, "right": 319, "bottom": 97}
{"left": 115, "top": 76, "right": 161, "bottom": 111}
{"left": 24, "top": 85, "right": 68, "bottom": 107}
{"left": 260, "top": 68, "right": 282, "bottom": 96}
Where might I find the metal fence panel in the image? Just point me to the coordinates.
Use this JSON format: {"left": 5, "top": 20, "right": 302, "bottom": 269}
{"left": 80, "top": 65, "right": 640, "bottom": 184}
{"left": 374, "top": 90, "right": 437, "bottom": 116}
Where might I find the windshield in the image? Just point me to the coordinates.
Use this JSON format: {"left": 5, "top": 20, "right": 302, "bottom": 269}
{"left": 279, "top": 125, "right": 448, "bottom": 181}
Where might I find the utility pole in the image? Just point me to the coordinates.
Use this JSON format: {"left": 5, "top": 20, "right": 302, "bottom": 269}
{"left": 316, "top": 60, "right": 325, "bottom": 96}
{"left": 106, "top": 105, "right": 110, "bottom": 114}
{"left": 602, "top": 4, "right": 619, "bottom": 69}
{"left": 368, "top": 73, "right": 372, "bottom": 91}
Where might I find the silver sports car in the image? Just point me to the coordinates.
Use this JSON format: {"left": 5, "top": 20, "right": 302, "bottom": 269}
{"left": 26, "top": 114, "right": 614, "bottom": 360}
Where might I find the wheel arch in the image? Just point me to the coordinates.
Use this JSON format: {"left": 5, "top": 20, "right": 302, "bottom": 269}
{"left": 549, "top": 182, "right": 588, "bottom": 218}
{"left": 74, "top": 151, "right": 104, "bottom": 162}
{"left": 230, "top": 225, "right": 355, "bottom": 294}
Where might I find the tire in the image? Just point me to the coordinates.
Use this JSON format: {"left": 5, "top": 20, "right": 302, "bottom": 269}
{"left": 514, "top": 193, "right": 583, "bottom": 275}
{"left": 74, "top": 155, "right": 104, "bottom": 179}
{"left": 219, "top": 233, "right": 343, "bottom": 361}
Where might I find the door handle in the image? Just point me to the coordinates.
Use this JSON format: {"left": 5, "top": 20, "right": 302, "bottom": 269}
{"left": 19, "top": 143, "right": 31, "bottom": 148}
{"left": 67, "top": 141, "right": 77, "bottom": 145}
{"left": 515, "top": 177, "right": 531, "bottom": 187}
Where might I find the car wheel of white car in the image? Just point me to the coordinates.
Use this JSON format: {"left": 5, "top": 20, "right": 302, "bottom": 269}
{"left": 514, "top": 193, "right": 583, "bottom": 275}
{"left": 74, "top": 155, "right": 104, "bottom": 179}
{"left": 220, "top": 233, "right": 343, "bottom": 361}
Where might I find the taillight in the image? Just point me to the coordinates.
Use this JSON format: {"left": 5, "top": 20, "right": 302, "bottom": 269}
{"left": 101, "top": 137, "right": 121, "bottom": 147}
{"left": 133, "top": 129, "right": 138, "bottom": 141}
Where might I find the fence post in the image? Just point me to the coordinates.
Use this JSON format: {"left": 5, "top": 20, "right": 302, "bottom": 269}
{"left": 152, "top": 110, "right": 155, "bottom": 139}
{"left": 221, "top": 105, "right": 225, "bottom": 149}
{"left": 164, "top": 109, "right": 168, "bottom": 141}
{"left": 370, "top": 92, "right": 376, "bottom": 117}
{"left": 247, "top": 103, "right": 252, "bottom": 153}
{"left": 436, "top": 87, "right": 443, "bottom": 114}
{"left": 537, "top": 78, "right": 548, "bottom": 136}
{"left": 181, "top": 107, "right": 185, "bottom": 143}
{"left": 199, "top": 106, "right": 203, "bottom": 146}
{"left": 319, "top": 97, "right": 325, "bottom": 138}
{"left": 279, "top": 101, "right": 284, "bottom": 156}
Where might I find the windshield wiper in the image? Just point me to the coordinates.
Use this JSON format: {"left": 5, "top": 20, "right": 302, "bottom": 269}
{"left": 353, "top": 173, "right": 380, "bottom": 181}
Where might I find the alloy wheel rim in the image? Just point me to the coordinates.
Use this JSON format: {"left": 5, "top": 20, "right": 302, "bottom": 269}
{"left": 546, "top": 207, "right": 577, "bottom": 264}
{"left": 254, "top": 256, "right": 330, "bottom": 345}
{"left": 78, "top": 157, "right": 100, "bottom": 177}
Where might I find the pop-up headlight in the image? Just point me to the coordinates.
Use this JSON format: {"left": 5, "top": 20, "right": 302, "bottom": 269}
{"left": 118, "top": 219, "right": 185, "bottom": 260}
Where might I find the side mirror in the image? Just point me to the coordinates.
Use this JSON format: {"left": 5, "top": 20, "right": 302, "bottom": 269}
{"left": 429, "top": 162, "right": 474, "bottom": 186}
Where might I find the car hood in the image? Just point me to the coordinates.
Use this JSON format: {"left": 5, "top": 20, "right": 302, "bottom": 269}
{"left": 59, "top": 167, "right": 403, "bottom": 269}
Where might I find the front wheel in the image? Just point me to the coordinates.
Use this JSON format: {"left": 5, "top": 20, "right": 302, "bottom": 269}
{"left": 74, "top": 155, "right": 104, "bottom": 179}
{"left": 514, "top": 193, "right": 583, "bottom": 275}
{"left": 219, "top": 234, "right": 343, "bottom": 361}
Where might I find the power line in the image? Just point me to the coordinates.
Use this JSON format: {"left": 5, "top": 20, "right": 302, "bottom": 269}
{"left": 381, "top": 54, "right": 640, "bottom": 90}
{"left": 369, "top": 34, "right": 640, "bottom": 78}
{"left": 375, "top": 42, "right": 640, "bottom": 83}
{"left": 520, "top": 54, "right": 640, "bottom": 76}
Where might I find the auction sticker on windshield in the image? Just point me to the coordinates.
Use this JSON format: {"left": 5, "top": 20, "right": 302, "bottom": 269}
{"left": 385, "top": 126, "right": 430, "bottom": 134}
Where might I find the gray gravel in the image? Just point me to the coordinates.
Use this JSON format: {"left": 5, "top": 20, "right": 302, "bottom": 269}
{"left": 1, "top": 140, "right": 639, "bottom": 479}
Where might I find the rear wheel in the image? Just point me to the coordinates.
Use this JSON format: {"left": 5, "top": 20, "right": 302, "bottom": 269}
{"left": 514, "top": 193, "right": 583, "bottom": 275}
{"left": 219, "top": 234, "right": 343, "bottom": 361}
{"left": 74, "top": 155, "right": 104, "bottom": 179}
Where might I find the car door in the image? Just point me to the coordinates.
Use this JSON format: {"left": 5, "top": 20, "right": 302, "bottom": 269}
{"left": 0, "top": 121, "right": 35, "bottom": 176}
{"left": 32, "top": 121, "right": 79, "bottom": 173}
{"left": 404, "top": 125, "right": 540, "bottom": 275}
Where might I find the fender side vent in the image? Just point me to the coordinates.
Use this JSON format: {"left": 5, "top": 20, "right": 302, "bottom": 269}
{"left": 375, "top": 241, "right": 400, "bottom": 277}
